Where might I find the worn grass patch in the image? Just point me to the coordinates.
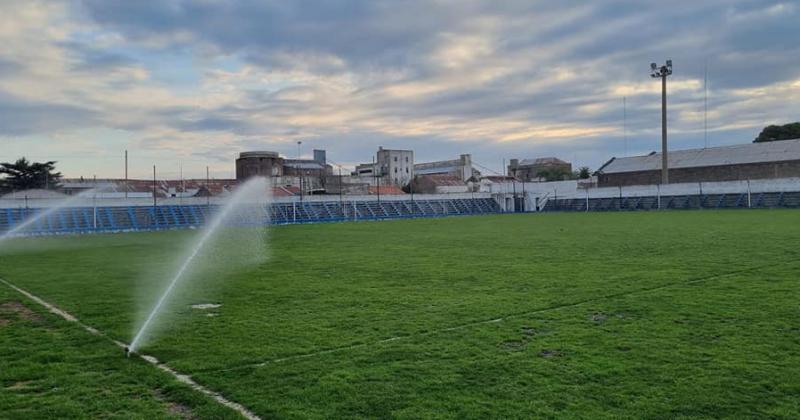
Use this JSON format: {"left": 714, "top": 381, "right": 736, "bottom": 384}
{"left": 1, "top": 210, "right": 799, "bottom": 418}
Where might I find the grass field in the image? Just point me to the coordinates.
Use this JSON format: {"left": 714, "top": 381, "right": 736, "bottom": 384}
{"left": 1, "top": 210, "right": 799, "bottom": 418}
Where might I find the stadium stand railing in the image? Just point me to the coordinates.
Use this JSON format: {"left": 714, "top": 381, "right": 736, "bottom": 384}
{"left": 0, "top": 198, "right": 502, "bottom": 236}
{"left": 542, "top": 191, "right": 800, "bottom": 212}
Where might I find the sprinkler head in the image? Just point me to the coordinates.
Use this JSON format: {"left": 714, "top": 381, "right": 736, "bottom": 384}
{"left": 124, "top": 346, "right": 130, "bottom": 358}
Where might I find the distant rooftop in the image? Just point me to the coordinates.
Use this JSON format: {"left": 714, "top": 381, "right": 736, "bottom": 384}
{"left": 239, "top": 151, "right": 279, "bottom": 159}
{"left": 517, "top": 157, "right": 569, "bottom": 166}
{"left": 417, "top": 174, "right": 464, "bottom": 186}
{"left": 598, "top": 138, "right": 800, "bottom": 174}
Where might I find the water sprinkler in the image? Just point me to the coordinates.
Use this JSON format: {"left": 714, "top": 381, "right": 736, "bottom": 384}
{"left": 124, "top": 346, "right": 131, "bottom": 358}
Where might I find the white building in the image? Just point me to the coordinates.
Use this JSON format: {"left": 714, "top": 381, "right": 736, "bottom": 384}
{"left": 353, "top": 147, "right": 414, "bottom": 187}
{"left": 414, "top": 154, "right": 479, "bottom": 181}
{"left": 377, "top": 147, "right": 414, "bottom": 186}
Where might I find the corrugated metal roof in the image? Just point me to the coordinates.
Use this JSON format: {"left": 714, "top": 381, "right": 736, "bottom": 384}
{"left": 599, "top": 139, "right": 800, "bottom": 174}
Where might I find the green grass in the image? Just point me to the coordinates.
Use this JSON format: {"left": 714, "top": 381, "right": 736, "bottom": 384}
{"left": 1, "top": 210, "right": 799, "bottom": 418}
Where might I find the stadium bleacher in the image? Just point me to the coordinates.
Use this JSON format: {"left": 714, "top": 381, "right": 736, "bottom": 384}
{"left": 543, "top": 191, "right": 800, "bottom": 212}
{"left": 0, "top": 198, "right": 502, "bottom": 236}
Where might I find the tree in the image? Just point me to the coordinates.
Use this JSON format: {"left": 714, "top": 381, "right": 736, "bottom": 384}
{"left": 753, "top": 122, "right": 800, "bottom": 143}
{"left": 577, "top": 166, "right": 592, "bottom": 179}
{"left": 0, "top": 158, "right": 62, "bottom": 192}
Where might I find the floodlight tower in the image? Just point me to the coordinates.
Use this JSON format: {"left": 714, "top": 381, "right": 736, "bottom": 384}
{"left": 651, "top": 59, "right": 673, "bottom": 184}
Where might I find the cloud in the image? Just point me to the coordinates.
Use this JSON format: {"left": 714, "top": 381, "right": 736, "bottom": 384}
{"left": 0, "top": 91, "right": 99, "bottom": 135}
{"left": 0, "top": 0, "right": 798, "bottom": 177}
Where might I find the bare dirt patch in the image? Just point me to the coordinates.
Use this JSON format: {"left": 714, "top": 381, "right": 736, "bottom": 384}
{"left": 5, "top": 380, "right": 36, "bottom": 391}
{"left": 0, "top": 301, "right": 43, "bottom": 323}
{"left": 153, "top": 389, "right": 195, "bottom": 419}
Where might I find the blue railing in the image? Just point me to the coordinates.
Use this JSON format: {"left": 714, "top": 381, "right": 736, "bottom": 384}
{"left": 543, "top": 191, "right": 800, "bottom": 212}
{"left": 0, "top": 198, "right": 502, "bottom": 236}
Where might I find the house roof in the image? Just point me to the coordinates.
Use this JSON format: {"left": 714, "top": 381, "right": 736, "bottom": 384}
{"left": 418, "top": 174, "right": 465, "bottom": 186}
{"left": 598, "top": 138, "right": 800, "bottom": 174}
{"left": 368, "top": 185, "right": 405, "bottom": 195}
{"left": 273, "top": 185, "right": 300, "bottom": 197}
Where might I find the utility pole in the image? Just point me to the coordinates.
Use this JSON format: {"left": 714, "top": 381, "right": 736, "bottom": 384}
{"left": 297, "top": 141, "right": 303, "bottom": 202}
{"left": 179, "top": 162, "right": 183, "bottom": 206}
{"left": 511, "top": 177, "right": 516, "bottom": 213}
{"left": 373, "top": 156, "right": 380, "bottom": 203}
{"left": 206, "top": 166, "right": 210, "bottom": 212}
{"left": 124, "top": 150, "right": 128, "bottom": 199}
{"left": 650, "top": 59, "right": 673, "bottom": 184}
{"left": 338, "top": 166, "right": 343, "bottom": 218}
{"left": 152, "top": 165, "right": 157, "bottom": 228}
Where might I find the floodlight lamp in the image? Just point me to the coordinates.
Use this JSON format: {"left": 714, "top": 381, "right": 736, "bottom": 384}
{"left": 666, "top": 59, "right": 672, "bottom": 67}
{"left": 651, "top": 63, "right": 657, "bottom": 70}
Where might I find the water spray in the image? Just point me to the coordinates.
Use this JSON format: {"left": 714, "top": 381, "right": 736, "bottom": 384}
{"left": 0, "top": 188, "right": 102, "bottom": 243}
{"left": 128, "top": 177, "right": 269, "bottom": 355}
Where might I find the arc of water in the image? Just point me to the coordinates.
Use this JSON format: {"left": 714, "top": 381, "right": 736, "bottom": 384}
{"left": 129, "top": 178, "right": 267, "bottom": 353}
{"left": 0, "top": 188, "right": 99, "bottom": 242}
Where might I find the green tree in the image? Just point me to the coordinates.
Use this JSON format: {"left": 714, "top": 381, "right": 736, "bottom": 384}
{"left": 577, "top": 167, "right": 591, "bottom": 179}
{"left": 0, "top": 158, "right": 62, "bottom": 192}
{"left": 753, "top": 122, "right": 800, "bottom": 143}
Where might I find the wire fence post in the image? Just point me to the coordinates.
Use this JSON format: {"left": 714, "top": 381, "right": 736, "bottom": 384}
{"left": 657, "top": 184, "right": 661, "bottom": 210}
{"left": 747, "top": 180, "right": 752, "bottom": 208}
{"left": 93, "top": 175, "right": 97, "bottom": 231}
{"left": 586, "top": 188, "right": 589, "bottom": 212}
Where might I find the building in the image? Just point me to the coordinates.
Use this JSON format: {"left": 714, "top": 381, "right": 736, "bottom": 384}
{"left": 596, "top": 139, "right": 800, "bottom": 187}
{"left": 414, "top": 154, "right": 479, "bottom": 182}
{"left": 411, "top": 174, "right": 468, "bottom": 194}
{"left": 353, "top": 147, "right": 414, "bottom": 187}
{"left": 236, "top": 149, "right": 332, "bottom": 181}
{"left": 377, "top": 147, "right": 414, "bottom": 186}
{"left": 508, "top": 157, "right": 572, "bottom": 181}
{"left": 235, "top": 151, "right": 284, "bottom": 179}
{"left": 282, "top": 149, "right": 332, "bottom": 178}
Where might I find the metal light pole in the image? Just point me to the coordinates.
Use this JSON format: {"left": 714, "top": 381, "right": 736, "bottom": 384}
{"left": 651, "top": 59, "right": 673, "bottom": 184}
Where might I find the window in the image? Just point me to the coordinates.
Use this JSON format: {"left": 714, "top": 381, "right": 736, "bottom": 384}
{"left": 406, "top": 168, "right": 409, "bottom": 173}
{"left": 405, "top": 157, "right": 409, "bottom": 163}
{"left": 394, "top": 168, "right": 398, "bottom": 173}
{"left": 394, "top": 156, "right": 398, "bottom": 162}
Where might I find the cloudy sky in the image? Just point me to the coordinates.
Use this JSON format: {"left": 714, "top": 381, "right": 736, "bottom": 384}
{"left": 1, "top": 0, "right": 798, "bottom": 179}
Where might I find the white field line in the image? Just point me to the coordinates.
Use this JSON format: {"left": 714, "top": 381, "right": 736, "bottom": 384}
{"left": 217, "top": 262, "right": 779, "bottom": 373}
{"left": 0, "top": 277, "right": 260, "bottom": 420}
